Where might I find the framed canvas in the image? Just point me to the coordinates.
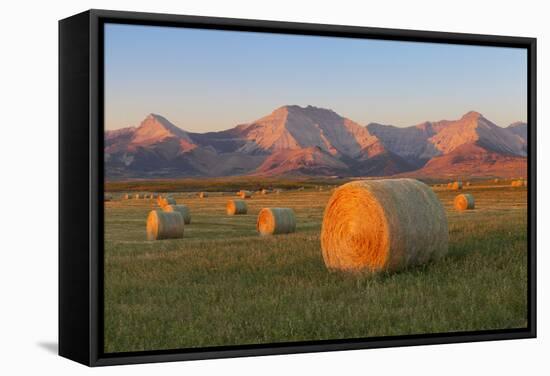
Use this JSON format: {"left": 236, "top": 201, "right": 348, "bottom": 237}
{"left": 59, "top": 9, "right": 536, "bottom": 366}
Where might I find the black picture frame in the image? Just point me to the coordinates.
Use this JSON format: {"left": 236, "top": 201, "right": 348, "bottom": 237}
{"left": 59, "top": 8, "right": 537, "bottom": 367}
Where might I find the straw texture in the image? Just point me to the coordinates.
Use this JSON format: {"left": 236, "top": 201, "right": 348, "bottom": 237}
{"left": 320, "top": 178, "right": 448, "bottom": 272}
{"left": 451, "top": 181, "right": 463, "bottom": 190}
{"left": 158, "top": 196, "right": 176, "bottom": 208}
{"left": 163, "top": 204, "right": 191, "bottom": 224}
{"left": 454, "top": 193, "right": 475, "bottom": 211}
{"left": 257, "top": 208, "right": 296, "bottom": 235}
{"left": 238, "top": 190, "right": 252, "bottom": 199}
{"left": 227, "top": 200, "right": 248, "bottom": 215}
{"left": 146, "top": 210, "right": 184, "bottom": 240}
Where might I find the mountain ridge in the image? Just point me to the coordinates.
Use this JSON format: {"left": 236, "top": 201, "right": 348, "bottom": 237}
{"left": 105, "top": 106, "right": 527, "bottom": 179}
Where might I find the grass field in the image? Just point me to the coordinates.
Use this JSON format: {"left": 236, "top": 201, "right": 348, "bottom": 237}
{"left": 104, "top": 182, "right": 528, "bottom": 353}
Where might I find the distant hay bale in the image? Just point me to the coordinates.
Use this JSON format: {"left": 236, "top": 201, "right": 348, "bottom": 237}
{"left": 447, "top": 183, "right": 452, "bottom": 188}
{"left": 454, "top": 193, "right": 475, "bottom": 211}
{"left": 511, "top": 180, "right": 524, "bottom": 187}
{"left": 227, "top": 200, "right": 248, "bottom": 215}
{"left": 134, "top": 193, "right": 142, "bottom": 199}
{"left": 238, "top": 190, "right": 252, "bottom": 199}
{"left": 523, "top": 179, "right": 528, "bottom": 187}
{"left": 465, "top": 182, "right": 471, "bottom": 187}
{"left": 199, "top": 192, "right": 208, "bottom": 198}
{"left": 146, "top": 210, "right": 184, "bottom": 240}
{"left": 494, "top": 178, "right": 500, "bottom": 183}
{"left": 124, "top": 193, "right": 131, "bottom": 200}
{"left": 163, "top": 204, "right": 191, "bottom": 224}
{"left": 320, "top": 178, "right": 448, "bottom": 272}
{"left": 451, "top": 181, "right": 463, "bottom": 190}
{"left": 275, "top": 189, "right": 282, "bottom": 194}
{"left": 261, "top": 189, "right": 269, "bottom": 195}
{"left": 257, "top": 208, "right": 296, "bottom": 235}
{"left": 157, "top": 196, "right": 176, "bottom": 208}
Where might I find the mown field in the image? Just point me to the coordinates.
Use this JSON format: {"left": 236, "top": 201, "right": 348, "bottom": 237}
{"left": 103, "top": 181, "right": 528, "bottom": 353}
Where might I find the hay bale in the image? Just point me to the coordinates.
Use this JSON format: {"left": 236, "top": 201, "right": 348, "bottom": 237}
{"left": 227, "top": 200, "right": 248, "bottom": 215}
{"left": 454, "top": 193, "right": 475, "bottom": 211}
{"left": 447, "top": 183, "right": 452, "bottom": 188}
{"left": 494, "top": 178, "right": 500, "bottom": 183}
{"left": 257, "top": 208, "right": 296, "bottom": 235}
{"left": 199, "top": 192, "right": 208, "bottom": 198}
{"left": 123, "top": 193, "right": 131, "bottom": 200}
{"left": 511, "top": 180, "right": 524, "bottom": 187}
{"left": 146, "top": 210, "right": 184, "bottom": 240}
{"left": 158, "top": 196, "right": 176, "bottom": 208}
{"left": 465, "top": 182, "right": 471, "bottom": 187}
{"left": 320, "top": 178, "right": 448, "bottom": 272}
{"left": 238, "top": 190, "right": 252, "bottom": 199}
{"left": 451, "top": 181, "right": 463, "bottom": 190}
{"left": 261, "top": 189, "right": 269, "bottom": 195}
{"left": 163, "top": 204, "right": 191, "bottom": 224}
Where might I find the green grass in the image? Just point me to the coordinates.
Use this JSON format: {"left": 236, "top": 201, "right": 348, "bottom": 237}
{"left": 103, "top": 185, "right": 528, "bottom": 353}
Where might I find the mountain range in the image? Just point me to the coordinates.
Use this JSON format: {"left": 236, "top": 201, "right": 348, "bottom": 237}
{"left": 105, "top": 105, "right": 528, "bottom": 179}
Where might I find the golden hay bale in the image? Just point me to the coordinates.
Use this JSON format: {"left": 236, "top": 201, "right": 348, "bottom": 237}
{"left": 124, "top": 193, "right": 131, "bottom": 200}
{"left": 163, "top": 204, "right": 191, "bottom": 224}
{"left": 494, "top": 178, "right": 500, "bottom": 183}
{"left": 146, "top": 210, "right": 184, "bottom": 240}
{"left": 257, "top": 208, "right": 296, "bottom": 235}
{"left": 447, "top": 182, "right": 452, "bottom": 188}
{"left": 465, "top": 182, "right": 471, "bottom": 187}
{"left": 157, "top": 196, "right": 176, "bottom": 208}
{"left": 523, "top": 179, "right": 528, "bottom": 187}
{"left": 454, "top": 193, "right": 475, "bottom": 211}
{"left": 511, "top": 180, "right": 524, "bottom": 187}
{"left": 320, "top": 178, "right": 448, "bottom": 272}
{"left": 199, "top": 192, "right": 208, "bottom": 198}
{"left": 238, "top": 190, "right": 252, "bottom": 199}
{"left": 451, "top": 181, "right": 463, "bottom": 190}
{"left": 261, "top": 189, "right": 269, "bottom": 195}
{"left": 227, "top": 199, "right": 248, "bottom": 215}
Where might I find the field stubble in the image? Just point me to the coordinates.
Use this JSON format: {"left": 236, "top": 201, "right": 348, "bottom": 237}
{"left": 104, "top": 184, "right": 528, "bottom": 353}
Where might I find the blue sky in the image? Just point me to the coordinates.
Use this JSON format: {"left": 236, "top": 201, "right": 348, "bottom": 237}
{"left": 105, "top": 23, "right": 527, "bottom": 132}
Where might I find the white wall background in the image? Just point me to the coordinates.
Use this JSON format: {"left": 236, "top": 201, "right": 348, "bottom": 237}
{"left": 0, "top": 0, "right": 547, "bottom": 374}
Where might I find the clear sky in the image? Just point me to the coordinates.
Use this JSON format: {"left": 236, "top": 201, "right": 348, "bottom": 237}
{"left": 104, "top": 23, "right": 527, "bottom": 132}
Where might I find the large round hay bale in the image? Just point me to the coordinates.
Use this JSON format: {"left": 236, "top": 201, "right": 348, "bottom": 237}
{"left": 158, "top": 196, "right": 176, "bottom": 208}
{"left": 146, "top": 210, "right": 184, "bottom": 240}
{"left": 123, "top": 193, "right": 131, "bottom": 200}
{"left": 238, "top": 190, "right": 252, "bottom": 199}
{"left": 454, "top": 193, "right": 475, "bottom": 211}
{"left": 451, "top": 181, "right": 463, "bottom": 190}
{"left": 261, "top": 189, "right": 269, "bottom": 195}
{"left": 257, "top": 208, "right": 296, "bottom": 235}
{"left": 163, "top": 204, "right": 191, "bottom": 224}
{"left": 320, "top": 178, "right": 448, "bottom": 272}
{"left": 447, "top": 182, "right": 452, "bottom": 188}
{"left": 199, "top": 192, "right": 208, "bottom": 198}
{"left": 227, "top": 200, "right": 248, "bottom": 215}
